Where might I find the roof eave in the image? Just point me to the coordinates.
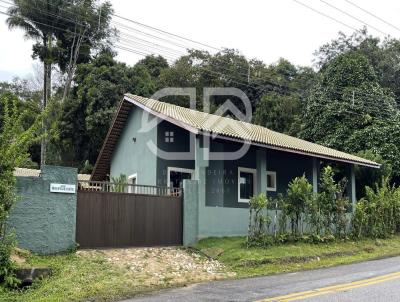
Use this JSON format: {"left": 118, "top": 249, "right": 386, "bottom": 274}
{"left": 125, "top": 94, "right": 380, "bottom": 169}
{"left": 199, "top": 131, "right": 381, "bottom": 169}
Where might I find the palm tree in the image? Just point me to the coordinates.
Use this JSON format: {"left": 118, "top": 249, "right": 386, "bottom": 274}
{"left": 6, "top": 0, "right": 64, "bottom": 166}
{"left": 6, "top": 1, "right": 114, "bottom": 166}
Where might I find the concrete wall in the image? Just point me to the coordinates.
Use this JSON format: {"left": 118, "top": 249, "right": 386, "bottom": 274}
{"left": 183, "top": 180, "right": 198, "bottom": 246}
{"left": 183, "top": 178, "right": 251, "bottom": 245}
{"left": 110, "top": 106, "right": 158, "bottom": 185}
{"left": 7, "top": 166, "right": 77, "bottom": 254}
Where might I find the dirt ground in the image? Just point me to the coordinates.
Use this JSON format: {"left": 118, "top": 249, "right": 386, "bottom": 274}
{"left": 77, "top": 247, "right": 235, "bottom": 287}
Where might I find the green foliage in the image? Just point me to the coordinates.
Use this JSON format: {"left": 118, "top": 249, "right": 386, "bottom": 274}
{"left": 58, "top": 50, "right": 156, "bottom": 167}
{"left": 253, "top": 92, "right": 301, "bottom": 134}
{"left": 7, "top": 0, "right": 114, "bottom": 71}
{"left": 248, "top": 166, "right": 353, "bottom": 247}
{"left": 111, "top": 174, "right": 127, "bottom": 193}
{"left": 0, "top": 234, "right": 19, "bottom": 288}
{"left": 284, "top": 175, "right": 313, "bottom": 236}
{"left": 0, "top": 95, "right": 42, "bottom": 287}
{"left": 247, "top": 194, "right": 271, "bottom": 247}
{"left": 354, "top": 150, "right": 392, "bottom": 197}
{"left": 352, "top": 178, "right": 400, "bottom": 239}
{"left": 302, "top": 29, "right": 400, "bottom": 179}
{"left": 196, "top": 235, "right": 400, "bottom": 278}
{"left": 79, "top": 160, "right": 93, "bottom": 175}
{"left": 135, "top": 55, "right": 169, "bottom": 82}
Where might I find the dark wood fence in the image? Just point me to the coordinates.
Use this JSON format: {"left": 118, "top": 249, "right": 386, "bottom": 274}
{"left": 76, "top": 189, "right": 182, "bottom": 248}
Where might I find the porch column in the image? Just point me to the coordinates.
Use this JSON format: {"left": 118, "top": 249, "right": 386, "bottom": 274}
{"left": 347, "top": 164, "right": 356, "bottom": 211}
{"left": 195, "top": 136, "right": 209, "bottom": 207}
{"left": 256, "top": 149, "right": 267, "bottom": 195}
{"left": 312, "top": 158, "right": 319, "bottom": 193}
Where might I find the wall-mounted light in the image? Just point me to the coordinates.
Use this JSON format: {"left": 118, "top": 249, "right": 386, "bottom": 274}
{"left": 132, "top": 137, "right": 136, "bottom": 143}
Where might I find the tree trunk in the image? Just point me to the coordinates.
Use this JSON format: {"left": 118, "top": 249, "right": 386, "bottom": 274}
{"left": 40, "top": 35, "right": 52, "bottom": 167}
{"left": 40, "top": 56, "right": 47, "bottom": 167}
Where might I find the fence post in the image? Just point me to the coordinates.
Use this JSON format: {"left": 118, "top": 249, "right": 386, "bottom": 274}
{"left": 183, "top": 179, "right": 199, "bottom": 246}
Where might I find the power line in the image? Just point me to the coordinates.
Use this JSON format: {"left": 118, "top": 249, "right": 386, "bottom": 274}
{"left": 114, "top": 44, "right": 175, "bottom": 64}
{"left": 344, "top": 0, "right": 400, "bottom": 33}
{"left": 116, "top": 41, "right": 177, "bottom": 61}
{"left": 0, "top": 0, "right": 86, "bottom": 28}
{"left": 1, "top": 1, "right": 295, "bottom": 93}
{"left": 319, "top": 0, "right": 389, "bottom": 36}
{"left": 2, "top": 4, "right": 400, "bottom": 110}
{"left": 292, "top": 0, "right": 358, "bottom": 32}
{"left": 0, "top": 8, "right": 274, "bottom": 94}
{"left": 1, "top": 10, "right": 398, "bottom": 123}
{"left": 118, "top": 36, "right": 182, "bottom": 58}
{"left": 112, "top": 20, "right": 191, "bottom": 50}
{"left": 118, "top": 31, "right": 184, "bottom": 56}
{"left": 113, "top": 13, "right": 221, "bottom": 52}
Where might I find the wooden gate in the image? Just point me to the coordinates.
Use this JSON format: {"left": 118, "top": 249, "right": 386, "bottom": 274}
{"left": 76, "top": 182, "right": 182, "bottom": 248}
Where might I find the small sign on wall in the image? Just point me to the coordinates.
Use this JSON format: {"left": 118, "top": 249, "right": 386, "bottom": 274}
{"left": 50, "top": 183, "right": 76, "bottom": 194}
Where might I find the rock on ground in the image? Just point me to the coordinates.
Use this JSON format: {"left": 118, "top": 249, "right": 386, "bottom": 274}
{"left": 77, "top": 247, "right": 235, "bottom": 287}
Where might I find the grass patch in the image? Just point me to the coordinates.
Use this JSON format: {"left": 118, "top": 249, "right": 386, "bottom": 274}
{"left": 0, "top": 251, "right": 168, "bottom": 302}
{"left": 195, "top": 235, "right": 400, "bottom": 278}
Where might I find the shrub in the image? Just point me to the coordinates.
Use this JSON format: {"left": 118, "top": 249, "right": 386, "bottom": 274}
{"left": 0, "top": 96, "right": 42, "bottom": 287}
{"left": 352, "top": 178, "right": 400, "bottom": 238}
{"left": 111, "top": 174, "right": 127, "bottom": 192}
{"left": 247, "top": 193, "right": 271, "bottom": 247}
{"left": 283, "top": 175, "right": 313, "bottom": 236}
{"left": 0, "top": 234, "right": 19, "bottom": 287}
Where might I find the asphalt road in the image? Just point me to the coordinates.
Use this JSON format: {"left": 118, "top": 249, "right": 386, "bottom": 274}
{"left": 123, "top": 256, "right": 400, "bottom": 302}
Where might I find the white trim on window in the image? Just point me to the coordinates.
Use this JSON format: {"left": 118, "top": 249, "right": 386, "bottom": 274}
{"left": 238, "top": 167, "right": 257, "bottom": 203}
{"left": 167, "top": 167, "right": 195, "bottom": 188}
{"left": 267, "top": 171, "right": 277, "bottom": 192}
{"left": 128, "top": 173, "right": 137, "bottom": 193}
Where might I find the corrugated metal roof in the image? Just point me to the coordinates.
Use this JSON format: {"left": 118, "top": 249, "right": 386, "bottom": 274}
{"left": 14, "top": 168, "right": 90, "bottom": 181}
{"left": 14, "top": 168, "right": 40, "bottom": 177}
{"left": 78, "top": 174, "right": 91, "bottom": 181}
{"left": 125, "top": 94, "right": 379, "bottom": 168}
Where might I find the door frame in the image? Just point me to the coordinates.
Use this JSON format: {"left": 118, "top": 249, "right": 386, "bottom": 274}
{"left": 167, "top": 167, "right": 195, "bottom": 188}
{"left": 127, "top": 173, "right": 137, "bottom": 193}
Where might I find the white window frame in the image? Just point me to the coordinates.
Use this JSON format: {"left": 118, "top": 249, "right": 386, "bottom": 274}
{"left": 267, "top": 171, "right": 277, "bottom": 192}
{"left": 167, "top": 167, "right": 195, "bottom": 189}
{"left": 128, "top": 173, "right": 137, "bottom": 193}
{"left": 238, "top": 167, "right": 257, "bottom": 203}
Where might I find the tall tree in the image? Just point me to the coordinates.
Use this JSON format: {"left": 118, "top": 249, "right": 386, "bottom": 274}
{"left": 6, "top": 0, "right": 63, "bottom": 166}
{"left": 301, "top": 50, "right": 400, "bottom": 177}
{"left": 58, "top": 51, "right": 156, "bottom": 168}
{"left": 6, "top": 0, "right": 114, "bottom": 166}
{"left": 135, "top": 55, "right": 169, "bottom": 83}
{"left": 253, "top": 59, "right": 315, "bottom": 134}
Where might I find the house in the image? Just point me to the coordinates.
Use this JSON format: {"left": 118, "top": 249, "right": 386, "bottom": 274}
{"left": 14, "top": 167, "right": 91, "bottom": 182}
{"left": 91, "top": 94, "right": 379, "bottom": 242}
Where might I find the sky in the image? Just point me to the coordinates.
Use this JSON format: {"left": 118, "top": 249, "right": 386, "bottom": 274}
{"left": 1, "top": 0, "right": 400, "bottom": 82}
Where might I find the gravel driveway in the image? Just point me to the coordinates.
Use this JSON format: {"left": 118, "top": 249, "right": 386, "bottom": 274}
{"left": 78, "top": 247, "right": 235, "bottom": 288}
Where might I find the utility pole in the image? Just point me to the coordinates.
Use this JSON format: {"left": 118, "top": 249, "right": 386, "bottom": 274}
{"left": 247, "top": 63, "right": 250, "bottom": 84}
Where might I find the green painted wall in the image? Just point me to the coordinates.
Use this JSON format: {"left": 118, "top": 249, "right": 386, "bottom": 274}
{"left": 110, "top": 106, "right": 158, "bottom": 185}
{"left": 7, "top": 166, "right": 77, "bottom": 255}
{"left": 182, "top": 180, "right": 198, "bottom": 246}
